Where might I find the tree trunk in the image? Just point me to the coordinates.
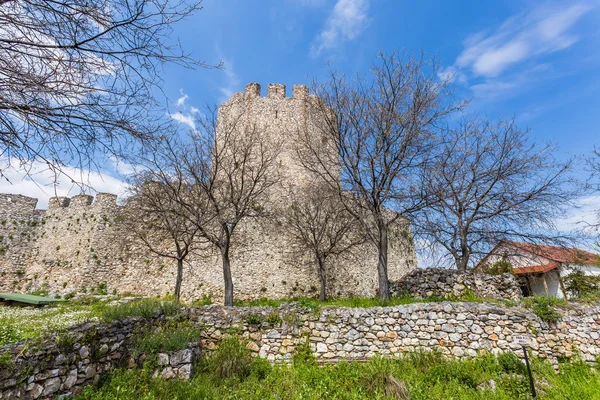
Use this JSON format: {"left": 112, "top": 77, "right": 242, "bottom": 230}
{"left": 377, "top": 224, "right": 390, "bottom": 302}
{"left": 317, "top": 257, "right": 327, "bottom": 301}
{"left": 174, "top": 258, "right": 184, "bottom": 303}
{"left": 221, "top": 242, "right": 234, "bottom": 307}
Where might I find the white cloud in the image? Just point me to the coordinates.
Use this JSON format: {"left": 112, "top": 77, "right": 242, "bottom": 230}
{"left": 437, "top": 66, "right": 468, "bottom": 85}
{"left": 555, "top": 195, "right": 600, "bottom": 232}
{"left": 108, "top": 155, "right": 137, "bottom": 176}
{"left": 170, "top": 112, "right": 196, "bottom": 131}
{"left": 176, "top": 89, "right": 189, "bottom": 106}
{"left": 311, "top": 0, "right": 370, "bottom": 56}
{"left": 0, "top": 159, "right": 128, "bottom": 209}
{"left": 190, "top": 106, "right": 199, "bottom": 114}
{"left": 456, "top": 3, "right": 592, "bottom": 78}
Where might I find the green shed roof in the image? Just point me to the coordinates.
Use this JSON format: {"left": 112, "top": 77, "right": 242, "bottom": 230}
{"left": 0, "top": 293, "right": 64, "bottom": 305}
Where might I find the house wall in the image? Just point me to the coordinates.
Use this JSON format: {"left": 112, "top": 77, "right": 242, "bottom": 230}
{"left": 482, "top": 242, "right": 552, "bottom": 268}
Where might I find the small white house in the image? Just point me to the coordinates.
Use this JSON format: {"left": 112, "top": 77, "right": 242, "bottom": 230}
{"left": 479, "top": 241, "right": 600, "bottom": 299}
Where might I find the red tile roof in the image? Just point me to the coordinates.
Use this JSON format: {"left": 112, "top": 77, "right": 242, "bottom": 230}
{"left": 512, "top": 263, "right": 560, "bottom": 275}
{"left": 505, "top": 241, "right": 599, "bottom": 265}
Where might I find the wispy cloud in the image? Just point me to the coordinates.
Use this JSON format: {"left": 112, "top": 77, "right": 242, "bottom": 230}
{"left": 170, "top": 112, "right": 196, "bottom": 131}
{"left": 170, "top": 89, "right": 199, "bottom": 130}
{"left": 218, "top": 57, "right": 241, "bottom": 102}
{"left": 444, "top": 2, "right": 594, "bottom": 102}
{"left": 457, "top": 3, "right": 592, "bottom": 78}
{"left": 311, "top": 0, "right": 370, "bottom": 56}
{"left": 176, "top": 89, "right": 189, "bottom": 106}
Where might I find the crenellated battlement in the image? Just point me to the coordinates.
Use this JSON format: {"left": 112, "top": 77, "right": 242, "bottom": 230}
{"left": 236, "top": 83, "right": 310, "bottom": 103}
{"left": 46, "top": 192, "right": 119, "bottom": 211}
{"left": 0, "top": 194, "right": 38, "bottom": 214}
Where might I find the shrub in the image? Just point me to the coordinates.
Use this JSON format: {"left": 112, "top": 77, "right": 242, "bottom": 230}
{"left": 292, "top": 336, "right": 317, "bottom": 367}
{"left": 244, "top": 313, "right": 262, "bottom": 325}
{"left": 497, "top": 351, "right": 527, "bottom": 375}
{"left": 482, "top": 259, "right": 513, "bottom": 275}
{"left": 207, "top": 337, "right": 253, "bottom": 380}
{"left": 564, "top": 270, "right": 600, "bottom": 298}
{"left": 524, "top": 296, "right": 564, "bottom": 323}
{"left": 248, "top": 356, "right": 272, "bottom": 380}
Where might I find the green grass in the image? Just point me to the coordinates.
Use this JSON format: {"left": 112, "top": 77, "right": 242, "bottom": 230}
{"left": 233, "top": 293, "right": 487, "bottom": 309}
{"left": 522, "top": 296, "right": 566, "bottom": 323}
{"left": 132, "top": 320, "right": 201, "bottom": 357}
{"left": 0, "top": 297, "right": 179, "bottom": 346}
{"left": 77, "top": 341, "right": 600, "bottom": 400}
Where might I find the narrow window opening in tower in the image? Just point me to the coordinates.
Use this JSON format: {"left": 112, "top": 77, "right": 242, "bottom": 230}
{"left": 275, "top": 110, "right": 278, "bottom": 118}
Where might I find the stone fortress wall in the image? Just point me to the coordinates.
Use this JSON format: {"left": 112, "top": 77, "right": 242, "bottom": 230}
{"left": 0, "top": 83, "right": 417, "bottom": 301}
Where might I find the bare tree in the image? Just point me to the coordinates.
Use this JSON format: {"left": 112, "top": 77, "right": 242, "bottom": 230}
{"left": 589, "top": 147, "right": 600, "bottom": 229}
{"left": 137, "top": 105, "right": 280, "bottom": 306}
{"left": 300, "top": 51, "right": 462, "bottom": 301}
{"left": 125, "top": 175, "right": 202, "bottom": 302}
{"left": 285, "top": 184, "right": 364, "bottom": 301}
{"left": 0, "top": 0, "right": 218, "bottom": 182}
{"left": 414, "top": 116, "right": 577, "bottom": 272}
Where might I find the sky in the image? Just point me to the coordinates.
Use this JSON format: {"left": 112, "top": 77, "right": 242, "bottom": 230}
{"left": 2, "top": 0, "right": 599, "bottom": 258}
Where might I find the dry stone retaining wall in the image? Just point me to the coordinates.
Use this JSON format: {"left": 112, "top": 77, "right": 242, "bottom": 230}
{"left": 390, "top": 268, "right": 522, "bottom": 301}
{"left": 0, "top": 313, "right": 199, "bottom": 400}
{"left": 1, "top": 301, "right": 599, "bottom": 398}
{"left": 192, "top": 302, "right": 600, "bottom": 366}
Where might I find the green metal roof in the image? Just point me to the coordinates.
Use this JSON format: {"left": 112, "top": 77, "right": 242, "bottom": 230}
{"left": 0, "top": 293, "right": 64, "bottom": 305}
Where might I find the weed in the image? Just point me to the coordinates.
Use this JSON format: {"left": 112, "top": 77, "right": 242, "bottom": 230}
{"left": 206, "top": 337, "right": 253, "bottom": 380}
{"left": 132, "top": 320, "right": 201, "bottom": 357}
{"left": 0, "top": 351, "right": 12, "bottom": 368}
{"left": 99, "top": 298, "right": 179, "bottom": 322}
{"left": 523, "top": 296, "right": 565, "bottom": 323}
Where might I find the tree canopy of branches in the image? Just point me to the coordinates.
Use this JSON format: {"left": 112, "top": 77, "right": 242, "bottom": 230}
{"left": 301, "top": 51, "right": 462, "bottom": 301}
{"left": 0, "top": 0, "right": 217, "bottom": 181}
{"left": 285, "top": 184, "right": 364, "bottom": 301}
{"left": 414, "top": 116, "right": 576, "bottom": 272}
{"left": 125, "top": 176, "right": 202, "bottom": 302}
{"left": 590, "top": 148, "right": 600, "bottom": 230}
{"left": 136, "top": 105, "right": 280, "bottom": 306}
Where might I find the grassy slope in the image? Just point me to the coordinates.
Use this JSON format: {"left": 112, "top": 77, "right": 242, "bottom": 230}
{"left": 78, "top": 348, "right": 600, "bottom": 400}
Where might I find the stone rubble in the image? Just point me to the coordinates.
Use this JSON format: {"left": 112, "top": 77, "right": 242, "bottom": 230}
{"left": 390, "top": 268, "right": 522, "bottom": 301}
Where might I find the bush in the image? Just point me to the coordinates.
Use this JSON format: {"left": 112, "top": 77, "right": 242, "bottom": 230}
{"left": 497, "top": 351, "right": 527, "bottom": 375}
{"left": 482, "top": 259, "right": 513, "bottom": 275}
{"left": 248, "top": 356, "right": 272, "bottom": 380}
{"left": 523, "top": 295, "right": 564, "bottom": 323}
{"left": 207, "top": 337, "right": 253, "bottom": 380}
{"left": 564, "top": 270, "right": 600, "bottom": 298}
{"left": 292, "top": 336, "right": 317, "bottom": 367}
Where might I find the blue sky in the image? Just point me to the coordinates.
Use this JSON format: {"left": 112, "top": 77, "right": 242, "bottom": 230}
{"left": 164, "top": 0, "right": 600, "bottom": 160}
{"left": 4, "top": 0, "right": 600, "bottom": 249}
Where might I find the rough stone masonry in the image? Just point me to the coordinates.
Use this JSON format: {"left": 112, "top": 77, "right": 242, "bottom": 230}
{"left": 1, "top": 301, "right": 599, "bottom": 399}
{"left": 0, "top": 83, "right": 417, "bottom": 302}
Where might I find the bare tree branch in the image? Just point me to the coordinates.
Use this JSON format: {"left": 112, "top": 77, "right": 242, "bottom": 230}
{"left": 284, "top": 184, "right": 364, "bottom": 301}
{"left": 0, "top": 0, "right": 220, "bottom": 185}
{"left": 413, "top": 115, "right": 578, "bottom": 271}
{"left": 299, "top": 50, "right": 464, "bottom": 301}
{"left": 134, "top": 103, "right": 280, "bottom": 306}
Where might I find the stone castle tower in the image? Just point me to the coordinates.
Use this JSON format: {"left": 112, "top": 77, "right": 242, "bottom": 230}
{"left": 217, "top": 82, "right": 335, "bottom": 196}
{"left": 0, "top": 83, "right": 417, "bottom": 301}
